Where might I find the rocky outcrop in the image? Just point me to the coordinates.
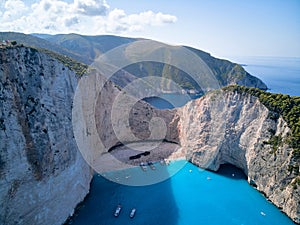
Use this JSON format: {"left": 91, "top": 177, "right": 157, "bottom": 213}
{"left": 0, "top": 46, "right": 92, "bottom": 225}
{"left": 177, "top": 90, "right": 300, "bottom": 223}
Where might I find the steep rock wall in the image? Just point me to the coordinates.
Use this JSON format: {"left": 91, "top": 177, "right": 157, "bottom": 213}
{"left": 178, "top": 90, "right": 299, "bottom": 223}
{"left": 0, "top": 47, "right": 92, "bottom": 225}
{"left": 72, "top": 70, "right": 180, "bottom": 172}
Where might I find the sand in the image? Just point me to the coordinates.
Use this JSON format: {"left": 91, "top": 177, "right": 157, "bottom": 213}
{"left": 92, "top": 141, "right": 185, "bottom": 173}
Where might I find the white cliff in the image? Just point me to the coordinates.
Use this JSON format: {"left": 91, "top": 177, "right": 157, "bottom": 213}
{"left": 0, "top": 46, "right": 92, "bottom": 225}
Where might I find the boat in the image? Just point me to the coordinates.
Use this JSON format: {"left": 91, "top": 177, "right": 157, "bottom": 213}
{"left": 130, "top": 208, "right": 136, "bottom": 218}
{"left": 160, "top": 159, "right": 166, "bottom": 166}
{"left": 140, "top": 162, "right": 147, "bottom": 171}
{"left": 148, "top": 161, "right": 156, "bottom": 170}
{"left": 114, "top": 204, "right": 122, "bottom": 217}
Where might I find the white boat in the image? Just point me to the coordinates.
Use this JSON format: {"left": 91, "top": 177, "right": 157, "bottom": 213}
{"left": 130, "top": 208, "right": 136, "bottom": 218}
{"left": 140, "top": 162, "right": 147, "bottom": 171}
{"left": 114, "top": 204, "right": 122, "bottom": 217}
{"left": 148, "top": 161, "right": 156, "bottom": 170}
{"left": 160, "top": 159, "right": 166, "bottom": 165}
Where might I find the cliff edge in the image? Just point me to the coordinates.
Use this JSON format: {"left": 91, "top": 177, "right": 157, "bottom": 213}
{"left": 0, "top": 46, "right": 92, "bottom": 225}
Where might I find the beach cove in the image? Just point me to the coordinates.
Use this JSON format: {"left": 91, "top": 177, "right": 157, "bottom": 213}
{"left": 66, "top": 56, "right": 300, "bottom": 224}
{"left": 66, "top": 159, "right": 295, "bottom": 225}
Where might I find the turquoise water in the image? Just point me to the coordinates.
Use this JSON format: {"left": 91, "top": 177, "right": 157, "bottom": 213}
{"left": 67, "top": 161, "right": 295, "bottom": 225}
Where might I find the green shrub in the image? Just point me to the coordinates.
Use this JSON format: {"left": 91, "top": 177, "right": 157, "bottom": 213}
{"left": 38, "top": 48, "right": 88, "bottom": 76}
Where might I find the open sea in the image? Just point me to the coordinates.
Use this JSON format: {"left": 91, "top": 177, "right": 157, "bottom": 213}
{"left": 231, "top": 56, "right": 300, "bottom": 96}
{"left": 67, "top": 57, "right": 299, "bottom": 225}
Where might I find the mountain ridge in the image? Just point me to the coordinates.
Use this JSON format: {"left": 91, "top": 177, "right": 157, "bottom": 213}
{"left": 0, "top": 32, "right": 267, "bottom": 92}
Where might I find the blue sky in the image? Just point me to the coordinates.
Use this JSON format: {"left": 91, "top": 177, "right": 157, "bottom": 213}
{"left": 0, "top": 0, "right": 299, "bottom": 58}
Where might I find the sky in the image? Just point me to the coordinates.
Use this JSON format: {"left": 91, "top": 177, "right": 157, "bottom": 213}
{"left": 0, "top": 0, "right": 299, "bottom": 58}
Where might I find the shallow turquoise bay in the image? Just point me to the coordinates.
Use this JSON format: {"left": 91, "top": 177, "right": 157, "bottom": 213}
{"left": 68, "top": 160, "right": 295, "bottom": 225}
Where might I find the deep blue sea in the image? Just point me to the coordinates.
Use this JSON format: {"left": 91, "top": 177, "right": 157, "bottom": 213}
{"left": 67, "top": 57, "right": 299, "bottom": 225}
{"left": 231, "top": 56, "right": 300, "bottom": 96}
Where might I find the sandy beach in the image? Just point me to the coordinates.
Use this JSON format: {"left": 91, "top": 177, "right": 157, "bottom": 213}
{"left": 92, "top": 141, "right": 185, "bottom": 173}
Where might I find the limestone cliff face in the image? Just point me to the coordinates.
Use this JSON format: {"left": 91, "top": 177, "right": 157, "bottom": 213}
{"left": 94, "top": 83, "right": 179, "bottom": 151}
{"left": 72, "top": 70, "right": 180, "bottom": 173}
{"left": 177, "top": 90, "right": 300, "bottom": 223}
{"left": 0, "top": 47, "right": 92, "bottom": 225}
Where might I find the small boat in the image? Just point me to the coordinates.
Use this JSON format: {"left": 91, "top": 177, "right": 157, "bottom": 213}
{"left": 165, "top": 159, "right": 170, "bottom": 165}
{"left": 148, "top": 161, "right": 156, "bottom": 170}
{"left": 114, "top": 204, "right": 122, "bottom": 217}
{"left": 140, "top": 162, "right": 147, "bottom": 171}
{"left": 160, "top": 159, "right": 166, "bottom": 166}
{"left": 130, "top": 208, "right": 136, "bottom": 218}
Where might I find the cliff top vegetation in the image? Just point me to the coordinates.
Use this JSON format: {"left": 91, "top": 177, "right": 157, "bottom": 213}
{"left": 224, "top": 85, "right": 300, "bottom": 160}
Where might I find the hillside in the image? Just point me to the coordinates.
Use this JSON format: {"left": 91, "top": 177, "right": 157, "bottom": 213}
{"left": 185, "top": 46, "right": 267, "bottom": 88}
{"left": 29, "top": 33, "right": 267, "bottom": 92}
{"left": 37, "top": 33, "right": 137, "bottom": 64}
{"left": 0, "top": 32, "right": 84, "bottom": 63}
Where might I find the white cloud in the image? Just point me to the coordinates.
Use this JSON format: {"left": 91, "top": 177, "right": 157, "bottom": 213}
{"left": 0, "top": 0, "right": 177, "bottom": 35}
{"left": 74, "top": 0, "right": 109, "bottom": 16}
{"left": 102, "top": 9, "right": 177, "bottom": 33}
{"left": 64, "top": 16, "right": 80, "bottom": 27}
{"left": 2, "top": 0, "right": 29, "bottom": 21}
{"left": 127, "top": 11, "right": 177, "bottom": 26}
